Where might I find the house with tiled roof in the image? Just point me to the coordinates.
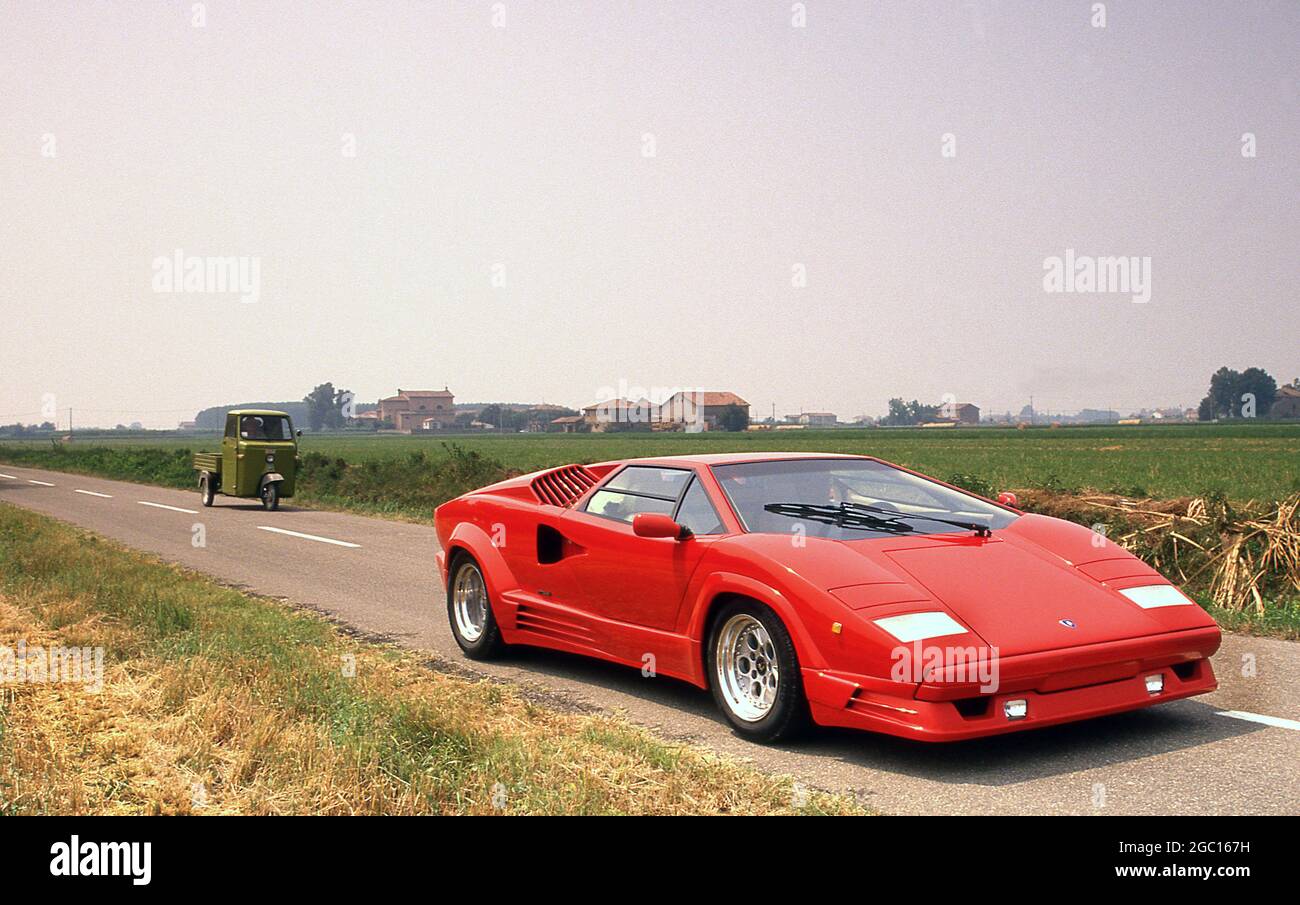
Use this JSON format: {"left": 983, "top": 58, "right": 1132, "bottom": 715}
{"left": 581, "top": 398, "right": 658, "bottom": 432}
{"left": 377, "top": 387, "right": 455, "bottom": 432}
{"left": 1271, "top": 382, "right": 1300, "bottom": 419}
{"left": 659, "top": 391, "right": 750, "bottom": 430}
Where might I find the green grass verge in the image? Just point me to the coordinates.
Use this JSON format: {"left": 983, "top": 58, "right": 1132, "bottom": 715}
{"left": 1198, "top": 596, "right": 1300, "bottom": 641}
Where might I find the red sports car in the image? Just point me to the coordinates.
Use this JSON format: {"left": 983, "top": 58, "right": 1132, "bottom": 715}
{"left": 433, "top": 453, "right": 1220, "bottom": 742}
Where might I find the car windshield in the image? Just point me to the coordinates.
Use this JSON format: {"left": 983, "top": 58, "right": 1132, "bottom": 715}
{"left": 712, "top": 458, "right": 1018, "bottom": 539}
{"left": 239, "top": 415, "right": 293, "bottom": 441}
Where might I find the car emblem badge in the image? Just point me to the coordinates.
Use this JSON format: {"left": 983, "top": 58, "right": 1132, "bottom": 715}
{"left": 1059, "top": 618, "right": 1077, "bottom": 628}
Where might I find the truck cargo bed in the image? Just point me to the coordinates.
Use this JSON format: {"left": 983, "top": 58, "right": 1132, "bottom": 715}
{"left": 193, "top": 452, "right": 222, "bottom": 473}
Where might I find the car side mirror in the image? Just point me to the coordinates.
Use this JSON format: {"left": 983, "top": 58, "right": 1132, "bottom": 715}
{"left": 997, "top": 491, "right": 1019, "bottom": 508}
{"left": 296, "top": 430, "right": 303, "bottom": 438}
{"left": 632, "top": 512, "right": 688, "bottom": 540}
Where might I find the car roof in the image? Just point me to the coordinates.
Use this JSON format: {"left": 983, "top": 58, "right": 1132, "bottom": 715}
{"left": 227, "top": 409, "right": 291, "bottom": 417}
{"left": 600, "top": 451, "right": 869, "bottom": 468}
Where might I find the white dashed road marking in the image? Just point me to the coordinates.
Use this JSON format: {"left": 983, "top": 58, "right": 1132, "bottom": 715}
{"left": 137, "top": 501, "right": 198, "bottom": 514}
{"left": 257, "top": 526, "right": 360, "bottom": 548}
{"left": 0, "top": 473, "right": 17, "bottom": 479}
{"left": 1217, "top": 711, "right": 1300, "bottom": 732}
{"left": 28, "top": 480, "right": 55, "bottom": 486}
{"left": 74, "top": 489, "right": 113, "bottom": 498}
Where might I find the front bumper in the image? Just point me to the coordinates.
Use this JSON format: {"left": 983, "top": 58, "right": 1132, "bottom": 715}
{"left": 803, "top": 626, "right": 1220, "bottom": 742}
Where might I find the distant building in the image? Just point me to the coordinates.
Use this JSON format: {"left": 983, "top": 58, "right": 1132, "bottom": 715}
{"left": 378, "top": 387, "right": 455, "bottom": 432}
{"left": 659, "top": 391, "right": 749, "bottom": 430}
{"left": 1074, "top": 408, "right": 1120, "bottom": 424}
{"left": 577, "top": 391, "right": 750, "bottom": 431}
{"left": 797, "top": 412, "right": 837, "bottom": 427}
{"left": 1271, "top": 383, "right": 1300, "bottom": 419}
{"left": 581, "top": 398, "right": 657, "bottom": 432}
{"left": 178, "top": 420, "right": 197, "bottom": 430}
{"left": 938, "top": 402, "right": 980, "bottom": 425}
{"left": 549, "top": 415, "right": 586, "bottom": 433}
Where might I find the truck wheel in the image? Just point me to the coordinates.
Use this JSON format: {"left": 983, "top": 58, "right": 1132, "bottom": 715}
{"left": 200, "top": 474, "right": 215, "bottom": 507}
{"left": 260, "top": 481, "right": 280, "bottom": 511}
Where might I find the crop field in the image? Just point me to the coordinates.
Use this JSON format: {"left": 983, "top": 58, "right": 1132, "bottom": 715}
{"left": 5, "top": 422, "right": 1297, "bottom": 501}
{"left": 2, "top": 422, "right": 1297, "bottom": 633}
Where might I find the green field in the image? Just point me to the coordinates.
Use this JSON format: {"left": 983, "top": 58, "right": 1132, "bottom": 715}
{"left": 2, "top": 423, "right": 1297, "bottom": 636}
{"left": 6, "top": 422, "right": 1297, "bottom": 501}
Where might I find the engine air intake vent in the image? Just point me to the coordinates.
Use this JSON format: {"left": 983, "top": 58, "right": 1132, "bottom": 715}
{"left": 530, "top": 464, "right": 599, "bottom": 508}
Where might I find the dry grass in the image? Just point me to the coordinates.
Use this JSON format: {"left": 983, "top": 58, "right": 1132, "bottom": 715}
{"left": 0, "top": 504, "right": 863, "bottom": 816}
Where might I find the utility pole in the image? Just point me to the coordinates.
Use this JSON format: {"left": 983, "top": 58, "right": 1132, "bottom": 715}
{"left": 68, "top": 407, "right": 72, "bottom": 434}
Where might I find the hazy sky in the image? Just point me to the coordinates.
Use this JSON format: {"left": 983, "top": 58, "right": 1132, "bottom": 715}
{"left": 2, "top": 1, "right": 1297, "bottom": 427}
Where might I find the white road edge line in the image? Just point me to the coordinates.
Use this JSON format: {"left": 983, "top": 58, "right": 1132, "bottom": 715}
{"left": 0, "top": 473, "right": 17, "bottom": 479}
{"left": 1217, "top": 710, "right": 1300, "bottom": 732}
{"left": 257, "top": 526, "right": 360, "bottom": 548}
{"left": 28, "top": 480, "right": 56, "bottom": 486}
{"left": 137, "top": 501, "right": 199, "bottom": 514}
{"left": 74, "top": 489, "right": 113, "bottom": 499}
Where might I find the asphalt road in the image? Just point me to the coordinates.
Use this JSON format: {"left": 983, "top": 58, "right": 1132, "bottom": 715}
{"left": 1, "top": 463, "right": 1297, "bottom": 815}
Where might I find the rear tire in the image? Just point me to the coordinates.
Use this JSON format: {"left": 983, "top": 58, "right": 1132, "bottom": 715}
{"left": 707, "top": 599, "right": 808, "bottom": 743}
{"left": 447, "top": 553, "right": 506, "bottom": 660}
{"left": 199, "top": 474, "right": 215, "bottom": 507}
{"left": 260, "top": 480, "right": 280, "bottom": 511}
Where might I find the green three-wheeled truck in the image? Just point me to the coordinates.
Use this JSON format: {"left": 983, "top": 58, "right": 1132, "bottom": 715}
{"left": 193, "top": 409, "right": 301, "bottom": 510}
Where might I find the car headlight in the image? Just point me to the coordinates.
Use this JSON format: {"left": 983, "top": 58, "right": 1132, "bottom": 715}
{"left": 873, "top": 611, "right": 967, "bottom": 643}
{"left": 1118, "top": 585, "right": 1193, "bottom": 609}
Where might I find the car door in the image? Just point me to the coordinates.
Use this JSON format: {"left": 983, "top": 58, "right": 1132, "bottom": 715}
{"left": 560, "top": 466, "right": 727, "bottom": 632}
{"left": 221, "top": 414, "right": 239, "bottom": 491}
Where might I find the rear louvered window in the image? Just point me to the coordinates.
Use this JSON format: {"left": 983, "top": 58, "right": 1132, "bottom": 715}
{"left": 530, "top": 465, "right": 599, "bottom": 507}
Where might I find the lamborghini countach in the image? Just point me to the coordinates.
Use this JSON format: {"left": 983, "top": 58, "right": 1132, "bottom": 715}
{"left": 433, "top": 454, "right": 1220, "bottom": 742}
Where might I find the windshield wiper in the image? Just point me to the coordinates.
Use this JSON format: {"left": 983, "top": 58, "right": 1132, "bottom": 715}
{"left": 840, "top": 502, "right": 992, "bottom": 537}
{"left": 761, "top": 503, "right": 917, "bottom": 534}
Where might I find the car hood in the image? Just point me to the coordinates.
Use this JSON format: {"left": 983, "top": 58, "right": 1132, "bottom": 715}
{"left": 722, "top": 514, "right": 1215, "bottom": 657}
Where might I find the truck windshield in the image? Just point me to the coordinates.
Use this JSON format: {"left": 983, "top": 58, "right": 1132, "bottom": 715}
{"left": 238, "top": 415, "right": 293, "bottom": 440}
{"left": 712, "top": 458, "right": 1018, "bottom": 539}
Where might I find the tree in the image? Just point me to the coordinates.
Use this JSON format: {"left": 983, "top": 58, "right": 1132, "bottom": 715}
{"left": 1239, "top": 367, "right": 1278, "bottom": 417}
{"left": 716, "top": 404, "right": 749, "bottom": 432}
{"left": 881, "top": 398, "right": 940, "bottom": 426}
{"left": 1197, "top": 366, "right": 1277, "bottom": 420}
{"left": 303, "top": 382, "right": 352, "bottom": 431}
{"left": 883, "top": 398, "right": 911, "bottom": 426}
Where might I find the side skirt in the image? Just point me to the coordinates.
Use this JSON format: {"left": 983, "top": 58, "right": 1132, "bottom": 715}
{"left": 498, "top": 590, "right": 705, "bottom": 687}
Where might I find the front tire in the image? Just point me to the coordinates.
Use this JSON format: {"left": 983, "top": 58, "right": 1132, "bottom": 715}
{"left": 707, "top": 599, "right": 808, "bottom": 743}
{"left": 447, "top": 554, "right": 506, "bottom": 659}
{"left": 199, "top": 474, "right": 215, "bottom": 507}
{"left": 260, "top": 480, "right": 280, "bottom": 511}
